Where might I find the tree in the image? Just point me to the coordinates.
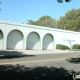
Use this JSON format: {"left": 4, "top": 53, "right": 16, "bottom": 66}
{"left": 0, "top": 1, "right": 1, "bottom": 11}
{"left": 57, "top": 8, "right": 80, "bottom": 31}
{"left": 57, "top": 0, "right": 71, "bottom": 3}
{"left": 27, "top": 20, "right": 37, "bottom": 25}
{"left": 27, "top": 16, "right": 57, "bottom": 28}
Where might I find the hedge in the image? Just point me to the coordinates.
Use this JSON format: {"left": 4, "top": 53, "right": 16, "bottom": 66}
{"left": 56, "top": 44, "right": 70, "bottom": 50}
{"left": 72, "top": 44, "right": 80, "bottom": 49}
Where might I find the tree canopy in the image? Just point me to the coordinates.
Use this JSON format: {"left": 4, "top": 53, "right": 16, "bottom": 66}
{"left": 57, "top": 0, "right": 71, "bottom": 3}
{"left": 27, "top": 8, "right": 80, "bottom": 32}
{"left": 27, "top": 16, "right": 57, "bottom": 28}
{"left": 57, "top": 8, "right": 80, "bottom": 31}
{"left": 0, "top": 2, "right": 1, "bottom": 11}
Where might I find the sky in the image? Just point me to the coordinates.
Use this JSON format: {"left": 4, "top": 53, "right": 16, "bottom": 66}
{"left": 0, "top": 0, "right": 80, "bottom": 23}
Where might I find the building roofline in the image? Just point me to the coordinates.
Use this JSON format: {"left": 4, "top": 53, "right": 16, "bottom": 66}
{"left": 0, "top": 20, "right": 80, "bottom": 35}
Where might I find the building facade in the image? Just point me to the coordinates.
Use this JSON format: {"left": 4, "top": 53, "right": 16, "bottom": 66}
{"left": 0, "top": 20, "right": 80, "bottom": 50}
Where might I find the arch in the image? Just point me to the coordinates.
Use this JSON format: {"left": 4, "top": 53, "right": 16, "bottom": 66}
{"left": 26, "top": 32, "right": 40, "bottom": 50}
{"left": 7, "top": 30, "right": 23, "bottom": 50}
{"left": 42, "top": 33, "right": 54, "bottom": 50}
{"left": 0, "top": 30, "right": 3, "bottom": 50}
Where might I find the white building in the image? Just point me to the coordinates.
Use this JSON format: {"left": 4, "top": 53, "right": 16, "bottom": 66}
{"left": 0, "top": 20, "right": 80, "bottom": 50}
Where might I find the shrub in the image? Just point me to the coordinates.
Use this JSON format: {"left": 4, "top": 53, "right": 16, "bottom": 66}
{"left": 56, "top": 44, "right": 70, "bottom": 50}
{"left": 72, "top": 44, "right": 80, "bottom": 49}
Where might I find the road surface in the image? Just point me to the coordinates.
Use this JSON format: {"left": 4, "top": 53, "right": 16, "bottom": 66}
{"left": 0, "top": 52, "right": 80, "bottom": 80}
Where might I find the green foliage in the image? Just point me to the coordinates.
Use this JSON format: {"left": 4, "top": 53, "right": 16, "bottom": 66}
{"left": 57, "top": 8, "right": 80, "bottom": 31}
{"left": 27, "top": 16, "right": 57, "bottom": 28}
{"left": 57, "top": 0, "right": 71, "bottom": 3}
{"left": 72, "top": 44, "right": 80, "bottom": 49}
{"left": 0, "top": 2, "right": 1, "bottom": 11}
{"left": 56, "top": 44, "right": 70, "bottom": 50}
{"left": 27, "top": 8, "right": 80, "bottom": 32}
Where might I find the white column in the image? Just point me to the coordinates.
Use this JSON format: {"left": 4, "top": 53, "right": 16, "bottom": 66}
{"left": 23, "top": 35, "right": 26, "bottom": 50}
{"left": 40, "top": 37, "right": 43, "bottom": 50}
{"left": 3, "top": 35, "right": 7, "bottom": 50}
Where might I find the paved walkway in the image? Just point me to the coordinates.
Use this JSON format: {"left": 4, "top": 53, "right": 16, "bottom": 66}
{"left": 0, "top": 49, "right": 79, "bottom": 56}
{"left": 20, "top": 50, "right": 74, "bottom": 55}
{"left": 1, "top": 49, "right": 78, "bottom": 55}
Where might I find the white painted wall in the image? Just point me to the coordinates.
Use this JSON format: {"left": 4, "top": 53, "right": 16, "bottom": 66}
{"left": 0, "top": 30, "right": 3, "bottom": 50}
{"left": 43, "top": 34, "right": 53, "bottom": 50}
{"left": 7, "top": 30, "right": 23, "bottom": 50}
{"left": 26, "top": 32, "right": 40, "bottom": 50}
{"left": 0, "top": 20, "right": 80, "bottom": 51}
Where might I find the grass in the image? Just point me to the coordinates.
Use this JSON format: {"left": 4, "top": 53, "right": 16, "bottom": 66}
{"left": 70, "top": 49, "right": 80, "bottom": 51}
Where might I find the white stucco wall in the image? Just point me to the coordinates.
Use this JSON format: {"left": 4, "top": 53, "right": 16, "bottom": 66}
{"left": 0, "top": 30, "right": 3, "bottom": 50}
{"left": 43, "top": 34, "right": 54, "bottom": 50}
{"left": 0, "top": 20, "right": 80, "bottom": 50}
{"left": 7, "top": 30, "right": 23, "bottom": 50}
{"left": 26, "top": 32, "right": 40, "bottom": 50}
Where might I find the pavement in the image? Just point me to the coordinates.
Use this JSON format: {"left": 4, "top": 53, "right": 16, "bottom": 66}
{"left": 0, "top": 51, "right": 80, "bottom": 64}
{"left": 0, "top": 49, "right": 77, "bottom": 55}
{"left": 0, "top": 51, "right": 80, "bottom": 80}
